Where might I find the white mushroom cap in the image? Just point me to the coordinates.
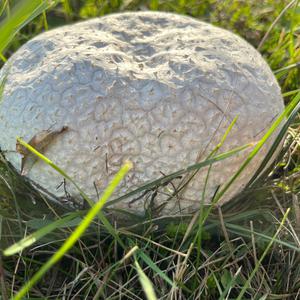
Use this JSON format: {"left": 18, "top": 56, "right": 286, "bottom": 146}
{"left": 0, "top": 11, "right": 284, "bottom": 215}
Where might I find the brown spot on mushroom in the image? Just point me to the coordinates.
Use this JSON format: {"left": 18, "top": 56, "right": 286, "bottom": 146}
{"left": 16, "top": 126, "right": 68, "bottom": 175}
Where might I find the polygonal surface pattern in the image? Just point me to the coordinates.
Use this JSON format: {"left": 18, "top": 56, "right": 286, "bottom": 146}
{"left": 0, "top": 12, "right": 284, "bottom": 216}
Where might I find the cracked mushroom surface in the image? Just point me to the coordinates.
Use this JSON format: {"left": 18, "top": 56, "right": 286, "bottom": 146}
{"left": 0, "top": 11, "right": 284, "bottom": 215}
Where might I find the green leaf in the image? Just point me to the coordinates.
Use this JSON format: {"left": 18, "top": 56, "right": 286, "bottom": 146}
{"left": 221, "top": 269, "right": 232, "bottom": 288}
{"left": 218, "top": 267, "right": 242, "bottom": 300}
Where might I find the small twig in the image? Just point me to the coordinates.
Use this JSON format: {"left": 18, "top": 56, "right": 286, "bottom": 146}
{"left": 93, "top": 181, "right": 100, "bottom": 199}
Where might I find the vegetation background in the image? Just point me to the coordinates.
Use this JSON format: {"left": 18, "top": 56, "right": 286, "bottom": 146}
{"left": 0, "top": 0, "right": 300, "bottom": 299}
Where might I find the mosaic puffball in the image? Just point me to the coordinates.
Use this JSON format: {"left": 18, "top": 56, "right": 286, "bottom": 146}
{"left": 0, "top": 11, "right": 284, "bottom": 215}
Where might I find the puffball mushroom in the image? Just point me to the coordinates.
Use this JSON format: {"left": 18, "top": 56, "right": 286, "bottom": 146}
{"left": 0, "top": 11, "right": 284, "bottom": 216}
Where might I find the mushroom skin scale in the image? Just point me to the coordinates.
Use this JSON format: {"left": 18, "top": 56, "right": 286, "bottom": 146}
{"left": 0, "top": 11, "right": 284, "bottom": 216}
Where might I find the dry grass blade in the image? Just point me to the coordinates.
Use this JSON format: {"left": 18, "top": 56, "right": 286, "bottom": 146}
{"left": 11, "top": 161, "right": 132, "bottom": 299}
{"left": 134, "top": 259, "right": 157, "bottom": 300}
{"left": 236, "top": 208, "right": 291, "bottom": 300}
{"left": 292, "top": 193, "right": 300, "bottom": 235}
{"left": 105, "top": 142, "right": 253, "bottom": 208}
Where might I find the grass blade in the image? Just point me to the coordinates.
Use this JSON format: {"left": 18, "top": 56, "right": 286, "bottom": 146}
{"left": 247, "top": 91, "right": 300, "bottom": 187}
{"left": 224, "top": 222, "right": 300, "bottom": 253}
{"left": 16, "top": 137, "right": 127, "bottom": 249}
{"left": 236, "top": 208, "right": 290, "bottom": 300}
{"left": 3, "top": 212, "right": 82, "bottom": 256}
{"left": 106, "top": 142, "right": 253, "bottom": 207}
{"left": 134, "top": 259, "right": 158, "bottom": 300}
{"left": 195, "top": 116, "right": 239, "bottom": 273}
{"left": 209, "top": 90, "right": 300, "bottom": 211}
{"left": 137, "top": 250, "right": 174, "bottom": 287}
{"left": 92, "top": 245, "right": 139, "bottom": 299}
{"left": 0, "top": 0, "right": 57, "bottom": 55}
{"left": 12, "top": 161, "right": 132, "bottom": 300}
{"left": 16, "top": 136, "right": 94, "bottom": 207}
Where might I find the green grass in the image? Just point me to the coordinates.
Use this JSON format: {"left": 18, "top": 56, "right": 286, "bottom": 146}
{"left": 0, "top": 1, "right": 300, "bottom": 299}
